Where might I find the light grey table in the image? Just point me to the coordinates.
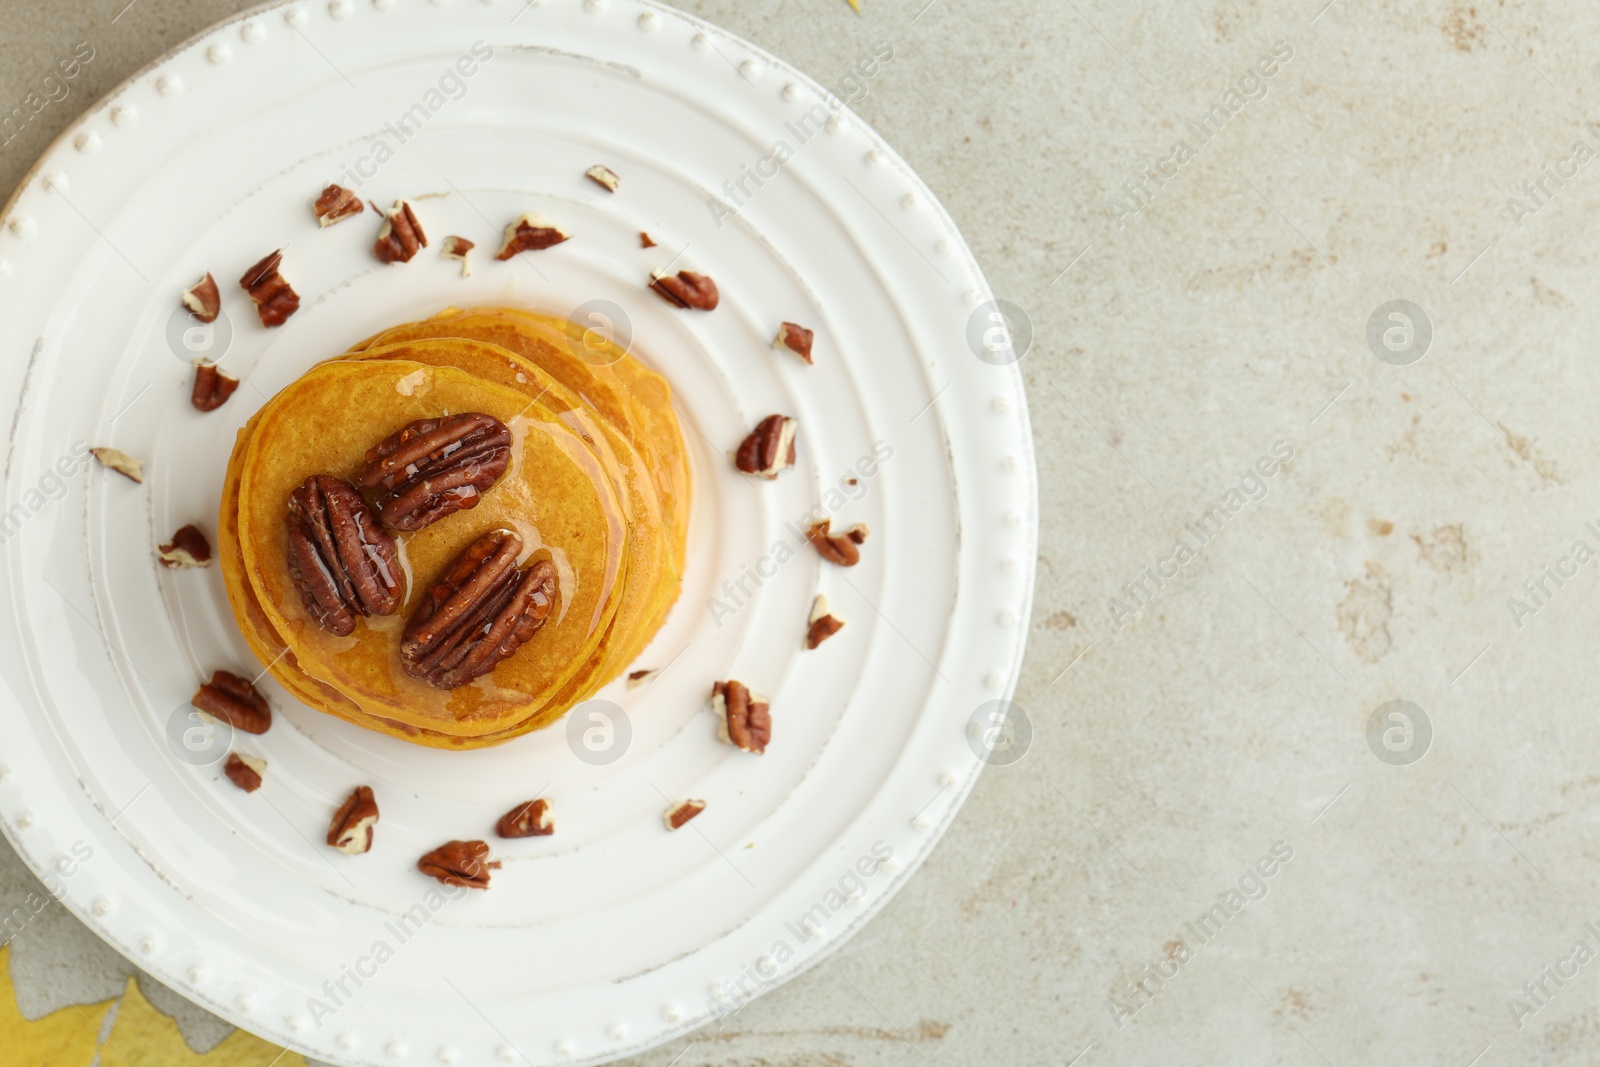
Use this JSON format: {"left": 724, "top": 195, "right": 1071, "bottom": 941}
{"left": 4, "top": 1, "right": 1596, "bottom": 1065}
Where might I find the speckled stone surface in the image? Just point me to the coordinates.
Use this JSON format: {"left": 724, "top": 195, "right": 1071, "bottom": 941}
{"left": 4, "top": 1, "right": 1598, "bottom": 1065}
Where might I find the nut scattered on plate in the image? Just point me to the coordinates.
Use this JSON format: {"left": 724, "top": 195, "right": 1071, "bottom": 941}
{"left": 180, "top": 272, "right": 221, "bottom": 324}
{"left": 805, "top": 594, "right": 845, "bottom": 649}
{"left": 496, "top": 798, "right": 554, "bottom": 838}
{"left": 328, "top": 786, "right": 379, "bottom": 855}
{"left": 773, "top": 322, "right": 814, "bottom": 365}
{"left": 192, "top": 670, "right": 272, "bottom": 734}
{"left": 191, "top": 363, "right": 239, "bottom": 412}
{"left": 418, "top": 840, "right": 500, "bottom": 889}
{"left": 496, "top": 213, "right": 571, "bottom": 259}
{"left": 312, "top": 183, "right": 364, "bottom": 227}
{"left": 640, "top": 231, "right": 657, "bottom": 248}
{"left": 585, "top": 164, "right": 621, "bottom": 193}
{"left": 441, "top": 235, "right": 475, "bottom": 277}
{"left": 663, "top": 799, "right": 706, "bottom": 831}
{"left": 157, "top": 524, "right": 212, "bottom": 569}
{"left": 807, "top": 520, "right": 869, "bottom": 567}
{"left": 649, "top": 269, "right": 718, "bottom": 311}
{"left": 626, "top": 667, "right": 661, "bottom": 690}
{"left": 239, "top": 250, "right": 300, "bottom": 326}
{"left": 712, "top": 680, "right": 771, "bottom": 754}
{"left": 735, "top": 414, "right": 797, "bottom": 478}
{"left": 223, "top": 753, "right": 265, "bottom": 793}
{"left": 374, "top": 200, "right": 428, "bottom": 263}
{"left": 90, "top": 447, "right": 144, "bottom": 483}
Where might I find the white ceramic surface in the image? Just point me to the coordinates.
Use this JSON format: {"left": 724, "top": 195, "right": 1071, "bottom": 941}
{"left": 0, "top": 1, "right": 1035, "bottom": 1063}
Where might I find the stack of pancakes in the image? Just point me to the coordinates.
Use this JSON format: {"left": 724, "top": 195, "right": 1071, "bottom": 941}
{"left": 218, "top": 307, "right": 690, "bottom": 749}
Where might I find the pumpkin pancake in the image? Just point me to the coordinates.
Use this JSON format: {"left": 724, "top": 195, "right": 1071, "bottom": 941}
{"left": 218, "top": 309, "right": 689, "bottom": 748}
{"left": 235, "top": 358, "right": 626, "bottom": 737}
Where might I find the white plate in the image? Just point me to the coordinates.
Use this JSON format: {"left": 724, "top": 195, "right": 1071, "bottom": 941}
{"left": 0, "top": 2, "right": 1036, "bottom": 1064}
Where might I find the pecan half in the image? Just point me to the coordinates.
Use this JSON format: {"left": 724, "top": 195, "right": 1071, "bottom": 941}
{"left": 734, "top": 415, "right": 797, "bottom": 478}
{"left": 713, "top": 680, "right": 771, "bottom": 754}
{"left": 401, "top": 530, "right": 560, "bottom": 689}
{"left": 191, "top": 363, "right": 239, "bottom": 412}
{"left": 239, "top": 250, "right": 300, "bottom": 327}
{"left": 374, "top": 200, "right": 427, "bottom": 263}
{"left": 418, "top": 840, "right": 499, "bottom": 889}
{"left": 356, "top": 412, "right": 511, "bottom": 532}
{"left": 313, "top": 183, "right": 364, "bottom": 227}
{"left": 805, "top": 594, "right": 845, "bottom": 649}
{"left": 496, "top": 213, "right": 570, "bottom": 258}
{"left": 585, "top": 164, "right": 621, "bottom": 192}
{"left": 158, "top": 524, "right": 212, "bottom": 569}
{"left": 640, "top": 231, "right": 657, "bottom": 248}
{"left": 192, "top": 670, "right": 271, "bottom": 734}
{"left": 91, "top": 447, "right": 143, "bottom": 483}
{"left": 223, "top": 753, "right": 264, "bottom": 793}
{"left": 181, "top": 273, "right": 221, "bottom": 324}
{"left": 773, "top": 322, "right": 814, "bottom": 364}
{"left": 807, "top": 520, "right": 869, "bottom": 567}
{"left": 649, "top": 269, "right": 719, "bottom": 311}
{"left": 441, "top": 235, "right": 474, "bottom": 277}
{"left": 663, "top": 799, "right": 706, "bottom": 831}
{"left": 285, "top": 475, "right": 403, "bottom": 636}
{"left": 328, "top": 786, "right": 379, "bottom": 854}
{"left": 496, "top": 798, "right": 553, "bottom": 838}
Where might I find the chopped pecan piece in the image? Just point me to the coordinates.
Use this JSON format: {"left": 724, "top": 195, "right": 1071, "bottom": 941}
{"left": 649, "top": 269, "right": 719, "bottom": 310}
{"left": 158, "top": 524, "right": 212, "bottom": 569}
{"left": 640, "top": 231, "right": 657, "bottom": 248}
{"left": 627, "top": 667, "right": 661, "bottom": 690}
{"left": 374, "top": 200, "right": 427, "bottom": 263}
{"left": 356, "top": 412, "right": 511, "bottom": 531}
{"left": 773, "top": 322, "right": 814, "bottom": 364}
{"left": 807, "top": 520, "right": 869, "bottom": 567}
{"left": 190, "top": 363, "right": 239, "bottom": 412}
{"left": 713, "top": 680, "right": 771, "bottom": 754}
{"left": 496, "top": 798, "right": 553, "bottom": 838}
{"left": 328, "top": 786, "right": 379, "bottom": 854}
{"left": 312, "top": 183, "right": 363, "bottom": 227}
{"left": 418, "top": 840, "right": 499, "bottom": 889}
{"left": 805, "top": 594, "right": 846, "bottom": 649}
{"left": 285, "top": 475, "right": 403, "bottom": 636}
{"left": 734, "top": 415, "right": 797, "bottom": 478}
{"left": 239, "top": 250, "right": 300, "bottom": 327}
{"left": 401, "top": 530, "right": 560, "bottom": 689}
{"left": 441, "top": 235, "right": 474, "bottom": 277}
{"left": 192, "top": 670, "right": 271, "bottom": 735}
{"left": 223, "top": 753, "right": 264, "bottom": 793}
{"left": 181, "top": 273, "right": 221, "bottom": 324}
{"left": 91, "top": 447, "right": 143, "bottom": 483}
{"left": 496, "top": 213, "right": 570, "bottom": 258}
{"left": 585, "top": 164, "right": 621, "bottom": 192}
{"left": 663, "top": 799, "right": 706, "bottom": 831}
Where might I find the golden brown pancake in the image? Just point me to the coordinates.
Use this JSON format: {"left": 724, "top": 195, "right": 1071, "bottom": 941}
{"left": 237, "top": 358, "right": 626, "bottom": 735}
{"left": 218, "top": 310, "right": 688, "bottom": 748}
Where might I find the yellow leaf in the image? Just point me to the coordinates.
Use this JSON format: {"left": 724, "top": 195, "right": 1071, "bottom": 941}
{"left": 100, "top": 976, "right": 308, "bottom": 1067}
{"left": 0, "top": 944, "right": 115, "bottom": 1067}
{"left": 845, "top": 0, "right": 861, "bottom": 10}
